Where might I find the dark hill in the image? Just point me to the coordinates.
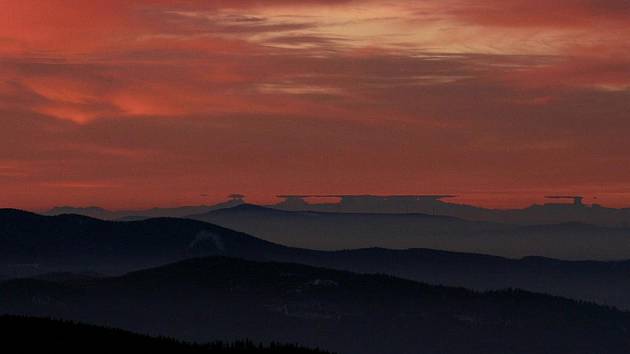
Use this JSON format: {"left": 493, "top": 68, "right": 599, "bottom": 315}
{"left": 4, "top": 209, "right": 630, "bottom": 309}
{"left": 0, "top": 315, "right": 332, "bottom": 354}
{"left": 2, "top": 257, "right": 630, "bottom": 354}
{"left": 0, "top": 208, "right": 280, "bottom": 272}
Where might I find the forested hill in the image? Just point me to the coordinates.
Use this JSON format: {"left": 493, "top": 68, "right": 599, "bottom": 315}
{"left": 3, "top": 257, "right": 630, "bottom": 354}
{"left": 0, "top": 315, "right": 333, "bottom": 354}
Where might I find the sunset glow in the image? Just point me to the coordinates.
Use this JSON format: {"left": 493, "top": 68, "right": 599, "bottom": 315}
{"left": 2, "top": 0, "right": 630, "bottom": 209}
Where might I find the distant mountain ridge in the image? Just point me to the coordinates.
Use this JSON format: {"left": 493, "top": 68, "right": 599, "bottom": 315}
{"left": 44, "top": 195, "right": 630, "bottom": 226}
{"left": 2, "top": 257, "right": 630, "bottom": 354}
{"left": 189, "top": 204, "right": 630, "bottom": 260}
{"left": 45, "top": 195, "right": 246, "bottom": 220}
{"left": 46, "top": 204, "right": 232, "bottom": 220}
{"left": 269, "top": 195, "right": 630, "bottom": 227}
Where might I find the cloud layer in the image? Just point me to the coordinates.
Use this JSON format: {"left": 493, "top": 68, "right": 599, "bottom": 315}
{"left": 2, "top": 0, "right": 630, "bottom": 209}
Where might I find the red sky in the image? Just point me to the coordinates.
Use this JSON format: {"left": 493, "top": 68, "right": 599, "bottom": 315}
{"left": 2, "top": 0, "right": 630, "bottom": 210}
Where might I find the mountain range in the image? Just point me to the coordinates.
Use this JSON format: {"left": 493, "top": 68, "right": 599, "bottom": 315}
{"left": 44, "top": 197, "right": 630, "bottom": 227}
{"left": 188, "top": 204, "right": 630, "bottom": 260}
{"left": 45, "top": 204, "right": 630, "bottom": 260}
{"left": 45, "top": 199, "right": 242, "bottom": 221}
{"left": 3, "top": 208, "right": 630, "bottom": 309}
{"left": 2, "top": 257, "right": 630, "bottom": 354}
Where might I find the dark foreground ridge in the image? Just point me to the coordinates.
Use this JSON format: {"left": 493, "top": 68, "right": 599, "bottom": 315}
{"left": 2, "top": 257, "right": 630, "bottom": 354}
{"left": 0, "top": 315, "right": 332, "bottom": 354}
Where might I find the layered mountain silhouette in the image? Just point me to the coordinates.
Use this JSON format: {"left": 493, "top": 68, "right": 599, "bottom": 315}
{"left": 269, "top": 195, "right": 630, "bottom": 227}
{"left": 189, "top": 204, "right": 630, "bottom": 260}
{"left": 45, "top": 197, "right": 244, "bottom": 220}
{"left": 2, "top": 257, "right": 630, "bottom": 354}
{"left": 0, "top": 315, "right": 332, "bottom": 354}
{"left": 4, "top": 208, "right": 630, "bottom": 309}
{"left": 45, "top": 195, "right": 630, "bottom": 227}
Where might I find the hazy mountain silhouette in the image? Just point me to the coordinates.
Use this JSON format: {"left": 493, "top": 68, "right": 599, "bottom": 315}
{"left": 45, "top": 195, "right": 630, "bottom": 227}
{"left": 297, "top": 248, "right": 630, "bottom": 310}
{"left": 46, "top": 204, "right": 222, "bottom": 220}
{"left": 2, "top": 257, "right": 630, "bottom": 354}
{"left": 189, "top": 205, "right": 630, "bottom": 260}
{"left": 45, "top": 196, "right": 245, "bottom": 220}
{"left": 5, "top": 208, "right": 630, "bottom": 309}
{"left": 270, "top": 195, "right": 630, "bottom": 227}
{"left": 190, "top": 204, "right": 510, "bottom": 251}
{"left": 1, "top": 315, "right": 332, "bottom": 354}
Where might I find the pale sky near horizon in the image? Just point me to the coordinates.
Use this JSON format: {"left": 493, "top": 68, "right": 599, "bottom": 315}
{"left": 2, "top": 0, "right": 630, "bottom": 209}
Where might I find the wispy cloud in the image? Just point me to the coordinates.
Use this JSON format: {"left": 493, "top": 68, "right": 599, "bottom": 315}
{"left": 1, "top": 0, "right": 630, "bottom": 208}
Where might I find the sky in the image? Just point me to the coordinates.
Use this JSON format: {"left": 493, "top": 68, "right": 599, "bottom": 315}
{"left": 1, "top": 0, "right": 630, "bottom": 210}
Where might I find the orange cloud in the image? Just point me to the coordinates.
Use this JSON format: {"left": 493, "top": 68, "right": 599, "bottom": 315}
{"left": 450, "top": 0, "right": 630, "bottom": 27}
{"left": 1, "top": 0, "right": 630, "bottom": 209}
